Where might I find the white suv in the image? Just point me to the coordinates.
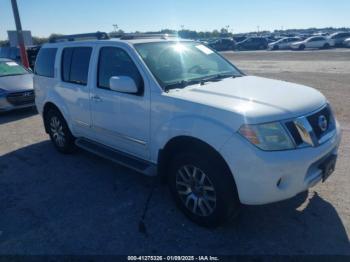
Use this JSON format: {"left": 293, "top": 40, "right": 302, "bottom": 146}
{"left": 34, "top": 33, "right": 341, "bottom": 227}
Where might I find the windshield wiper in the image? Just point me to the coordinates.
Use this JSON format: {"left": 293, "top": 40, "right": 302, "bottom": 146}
{"left": 164, "top": 74, "right": 240, "bottom": 91}
{"left": 164, "top": 79, "right": 202, "bottom": 91}
{"left": 0, "top": 73, "right": 27, "bottom": 78}
{"left": 199, "top": 73, "right": 238, "bottom": 85}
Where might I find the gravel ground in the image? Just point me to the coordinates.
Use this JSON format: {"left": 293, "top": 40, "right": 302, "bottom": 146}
{"left": 0, "top": 49, "right": 349, "bottom": 255}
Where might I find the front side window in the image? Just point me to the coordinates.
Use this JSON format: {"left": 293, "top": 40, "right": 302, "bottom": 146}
{"left": 135, "top": 41, "right": 241, "bottom": 90}
{"left": 98, "top": 47, "right": 143, "bottom": 91}
{"left": 61, "top": 47, "right": 92, "bottom": 85}
{"left": 35, "top": 48, "right": 57, "bottom": 78}
{"left": 0, "top": 60, "right": 29, "bottom": 77}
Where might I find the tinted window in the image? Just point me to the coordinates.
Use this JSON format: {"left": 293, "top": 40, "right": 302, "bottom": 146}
{"left": 61, "top": 47, "right": 92, "bottom": 85}
{"left": 35, "top": 48, "right": 57, "bottom": 78}
{"left": 309, "top": 37, "right": 323, "bottom": 42}
{"left": 98, "top": 47, "right": 143, "bottom": 92}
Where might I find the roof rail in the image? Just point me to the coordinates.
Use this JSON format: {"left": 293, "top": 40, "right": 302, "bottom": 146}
{"left": 49, "top": 32, "right": 109, "bottom": 43}
{"left": 119, "top": 33, "right": 178, "bottom": 40}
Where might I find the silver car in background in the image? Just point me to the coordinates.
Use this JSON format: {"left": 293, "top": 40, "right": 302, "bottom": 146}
{"left": 268, "top": 37, "right": 302, "bottom": 50}
{"left": 0, "top": 58, "right": 34, "bottom": 112}
{"left": 344, "top": 38, "right": 350, "bottom": 48}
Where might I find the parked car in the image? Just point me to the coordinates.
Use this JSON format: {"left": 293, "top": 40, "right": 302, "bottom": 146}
{"left": 0, "top": 47, "right": 20, "bottom": 62}
{"left": 328, "top": 32, "right": 350, "bottom": 47}
{"left": 268, "top": 37, "right": 302, "bottom": 50}
{"left": 0, "top": 46, "right": 40, "bottom": 70}
{"left": 290, "top": 36, "right": 331, "bottom": 50}
{"left": 208, "top": 38, "right": 236, "bottom": 51}
{"left": 0, "top": 58, "right": 34, "bottom": 112}
{"left": 236, "top": 37, "right": 268, "bottom": 50}
{"left": 233, "top": 36, "right": 247, "bottom": 43}
{"left": 34, "top": 33, "right": 341, "bottom": 227}
{"left": 344, "top": 37, "right": 350, "bottom": 48}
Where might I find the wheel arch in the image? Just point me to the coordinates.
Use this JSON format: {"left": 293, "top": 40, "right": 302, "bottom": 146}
{"left": 157, "top": 136, "right": 236, "bottom": 188}
{"left": 42, "top": 102, "right": 68, "bottom": 133}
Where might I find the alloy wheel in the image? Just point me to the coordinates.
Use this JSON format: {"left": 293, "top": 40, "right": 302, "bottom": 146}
{"left": 50, "top": 116, "right": 65, "bottom": 147}
{"left": 176, "top": 165, "right": 217, "bottom": 217}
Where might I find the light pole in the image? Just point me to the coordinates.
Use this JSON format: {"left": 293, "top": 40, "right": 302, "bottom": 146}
{"left": 113, "top": 24, "right": 118, "bottom": 32}
{"left": 10, "top": 0, "right": 29, "bottom": 68}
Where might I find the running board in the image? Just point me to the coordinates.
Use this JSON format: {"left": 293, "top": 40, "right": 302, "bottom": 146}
{"left": 75, "top": 138, "right": 157, "bottom": 176}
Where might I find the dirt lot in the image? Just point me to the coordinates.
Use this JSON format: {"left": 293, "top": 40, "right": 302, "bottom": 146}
{"left": 0, "top": 49, "right": 349, "bottom": 255}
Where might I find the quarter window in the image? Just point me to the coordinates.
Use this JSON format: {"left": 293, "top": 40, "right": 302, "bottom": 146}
{"left": 98, "top": 47, "right": 143, "bottom": 92}
{"left": 35, "top": 48, "right": 57, "bottom": 78}
{"left": 61, "top": 47, "right": 92, "bottom": 85}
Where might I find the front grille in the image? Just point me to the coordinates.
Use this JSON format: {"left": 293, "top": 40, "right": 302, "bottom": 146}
{"left": 285, "top": 105, "right": 335, "bottom": 147}
{"left": 6, "top": 90, "right": 35, "bottom": 106}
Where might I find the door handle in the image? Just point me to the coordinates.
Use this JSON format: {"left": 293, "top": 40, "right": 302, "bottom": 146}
{"left": 91, "top": 95, "right": 102, "bottom": 102}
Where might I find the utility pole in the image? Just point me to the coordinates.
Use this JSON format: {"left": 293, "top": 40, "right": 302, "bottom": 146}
{"left": 113, "top": 24, "right": 118, "bottom": 32}
{"left": 10, "top": 0, "right": 29, "bottom": 68}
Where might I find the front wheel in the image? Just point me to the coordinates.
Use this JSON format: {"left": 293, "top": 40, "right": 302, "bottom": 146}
{"left": 299, "top": 45, "right": 305, "bottom": 50}
{"left": 45, "top": 109, "right": 76, "bottom": 154}
{"left": 168, "top": 151, "right": 240, "bottom": 227}
{"left": 323, "top": 43, "right": 330, "bottom": 49}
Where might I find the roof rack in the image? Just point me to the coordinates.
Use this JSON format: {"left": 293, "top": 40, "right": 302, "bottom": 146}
{"left": 49, "top": 32, "right": 109, "bottom": 43}
{"left": 119, "top": 33, "right": 178, "bottom": 40}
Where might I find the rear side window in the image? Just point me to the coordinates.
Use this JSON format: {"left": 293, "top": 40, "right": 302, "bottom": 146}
{"left": 35, "top": 48, "right": 57, "bottom": 78}
{"left": 98, "top": 47, "right": 143, "bottom": 92}
{"left": 61, "top": 47, "right": 92, "bottom": 85}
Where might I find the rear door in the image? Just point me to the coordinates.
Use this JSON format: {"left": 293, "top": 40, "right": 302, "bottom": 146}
{"left": 58, "top": 45, "right": 94, "bottom": 137}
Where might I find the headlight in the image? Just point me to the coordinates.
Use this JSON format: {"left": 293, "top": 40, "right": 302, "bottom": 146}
{"left": 238, "top": 122, "right": 295, "bottom": 151}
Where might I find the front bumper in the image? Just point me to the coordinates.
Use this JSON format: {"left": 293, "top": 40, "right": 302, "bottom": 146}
{"left": 0, "top": 93, "right": 35, "bottom": 112}
{"left": 220, "top": 122, "right": 342, "bottom": 205}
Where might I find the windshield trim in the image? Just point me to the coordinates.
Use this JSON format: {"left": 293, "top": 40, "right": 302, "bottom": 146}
{"left": 133, "top": 41, "right": 244, "bottom": 91}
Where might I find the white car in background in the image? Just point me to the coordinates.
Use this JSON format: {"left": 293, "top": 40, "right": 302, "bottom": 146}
{"left": 343, "top": 37, "right": 350, "bottom": 48}
{"left": 328, "top": 32, "right": 350, "bottom": 47}
{"left": 268, "top": 37, "right": 302, "bottom": 50}
{"left": 291, "top": 36, "right": 331, "bottom": 50}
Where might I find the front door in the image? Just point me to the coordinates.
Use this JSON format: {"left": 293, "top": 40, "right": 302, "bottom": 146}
{"left": 90, "top": 45, "right": 150, "bottom": 160}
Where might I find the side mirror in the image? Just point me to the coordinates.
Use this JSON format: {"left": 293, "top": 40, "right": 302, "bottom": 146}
{"left": 109, "top": 76, "right": 138, "bottom": 94}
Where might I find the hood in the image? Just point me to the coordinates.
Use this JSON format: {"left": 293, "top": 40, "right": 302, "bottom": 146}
{"left": 0, "top": 73, "right": 33, "bottom": 92}
{"left": 166, "top": 76, "right": 326, "bottom": 124}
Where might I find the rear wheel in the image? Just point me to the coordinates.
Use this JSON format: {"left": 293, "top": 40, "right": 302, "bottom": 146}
{"left": 299, "top": 44, "right": 305, "bottom": 50}
{"left": 168, "top": 150, "right": 239, "bottom": 227}
{"left": 323, "top": 43, "right": 330, "bottom": 49}
{"left": 45, "top": 108, "right": 76, "bottom": 154}
{"left": 273, "top": 45, "right": 279, "bottom": 50}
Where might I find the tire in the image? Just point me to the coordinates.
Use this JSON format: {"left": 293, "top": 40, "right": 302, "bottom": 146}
{"left": 323, "top": 43, "right": 330, "bottom": 49}
{"left": 168, "top": 149, "right": 240, "bottom": 227}
{"left": 299, "top": 45, "right": 305, "bottom": 51}
{"left": 259, "top": 45, "right": 266, "bottom": 50}
{"left": 45, "top": 108, "right": 76, "bottom": 154}
{"left": 273, "top": 45, "right": 279, "bottom": 51}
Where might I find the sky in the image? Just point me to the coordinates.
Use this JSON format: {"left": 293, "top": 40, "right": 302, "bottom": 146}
{"left": 0, "top": 0, "right": 349, "bottom": 40}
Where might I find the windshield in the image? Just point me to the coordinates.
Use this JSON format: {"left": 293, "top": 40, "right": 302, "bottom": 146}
{"left": 134, "top": 41, "right": 242, "bottom": 90}
{"left": 0, "top": 61, "right": 28, "bottom": 77}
